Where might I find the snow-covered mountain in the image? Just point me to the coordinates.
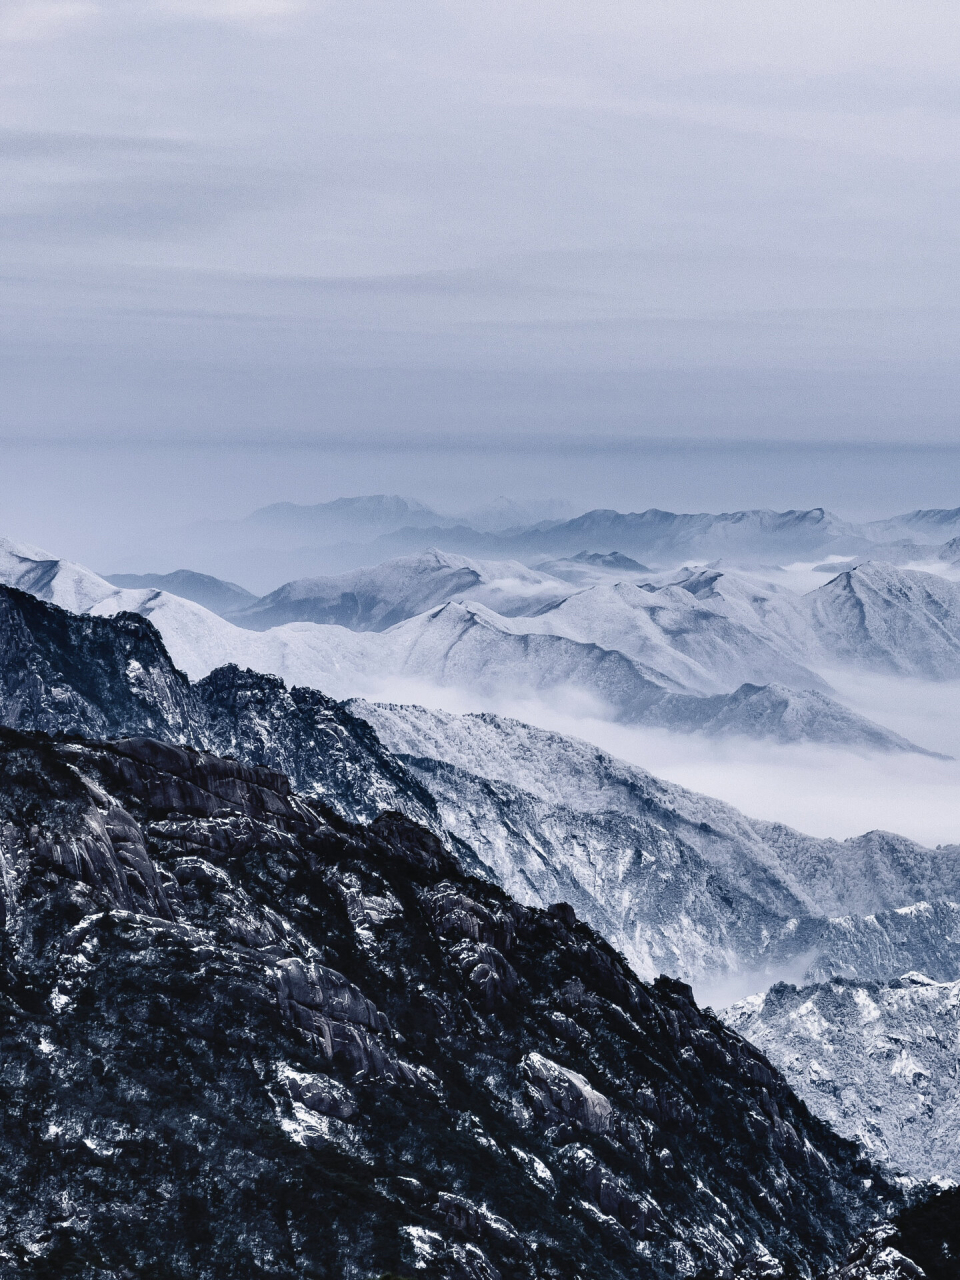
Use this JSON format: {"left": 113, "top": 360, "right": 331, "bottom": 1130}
{"left": 806, "top": 562, "right": 960, "bottom": 678}
{"left": 233, "top": 551, "right": 825, "bottom": 692}
{"left": 349, "top": 701, "right": 960, "bottom": 988}
{"left": 231, "top": 550, "right": 571, "bottom": 631}
{"left": 536, "top": 551, "right": 653, "bottom": 586}
{"left": 232, "top": 551, "right": 960, "bottom": 689}
{"left": 864, "top": 506, "right": 960, "bottom": 546}
{"left": 1, "top": 537, "right": 929, "bottom": 753}
{"left": 640, "top": 560, "right": 960, "bottom": 683}
{"left": 725, "top": 972, "right": 960, "bottom": 1182}
{"left": 104, "top": 569, "right": 257, "bottom": 618}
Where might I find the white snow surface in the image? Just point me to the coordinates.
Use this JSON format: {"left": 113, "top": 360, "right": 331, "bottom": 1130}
{"left": 233, "top": 549, "right": 573, "bottom": 629}
{"left": 725, "top": 971, "right": 960, "bottom": 1182}
{"left": 351, "top": 700, "right": 960, "bottom": 992}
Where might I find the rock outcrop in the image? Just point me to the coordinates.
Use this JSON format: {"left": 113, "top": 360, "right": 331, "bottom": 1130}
{"left": 0, "top": 726, "right": 893, "bottom": 1277}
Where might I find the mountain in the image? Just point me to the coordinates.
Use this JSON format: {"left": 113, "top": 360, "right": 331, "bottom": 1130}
{"left": 238, "top": 494, "right": 454, "bottom": 541}
{"left": 481, "top": 579, "right": 827, "bottom": 696}
{"left": 231, "top": 549, "right": 571, "bottom": 631}
{"left": 0, "top": 535, "right": 130, "bottom": 614}
{"left": 0, "top": 722, "right": 893, "bottom": 1277}
{"left": 533, "top": 554, "right": 657, "bottom": 588}
{"left": 787, "top": 900, "right": 960, "bottom": 986}
{"left": 725, "top": 972, "right": 960, "bottom": 1183}
{"left": 6, "top": 571, "right": 960, "bottom": 1240}
{"left": 457, "top": 495, "right": 576, "bottom": 532}
{"left": 571, "top": 551, "right": 651, "bottom": 571}
{"left": 172, "top": 496, "right": 468, "bottom": 586}
{"left": 349, "top": 702, "right": 960, "bottom": 989}
{"left": 660, "top": 561, "right": 960, "bottom": 684}
{"left": 498, "top": 507, "right": 867, "bottom": 563}
{"left": 0, "top": 580, "right": 203, "bottom": 745}
{"left": 233, "top": 505, "right": 922, "bottom": 577}
{"left": 234, "top": 554, "right": 826, "bottom": 693}
{"left": 4, "top": 579, "right": 958, "bottom": 998}
{"left": 888, "top": 1187, "right": 960, "bottom": 1280}
{"left": 864, "top": 507, "right": 960, "bottom": 546}
{"left": 815, "top": 1224, "right": 940, "bottom": 1280}
{"left": 1, "top": 538, "right": 930, "bottom": 754}
{"left": 157, "top": 499, "right": 957, "bottom": 587}
{"left": 805, "top": 563, "right": 960, "bottom": 679}
{"left": 104, "top": 569, "right": 257, "bottom": 618}
{"left": 357, "top": 506, "right": 886, "bottom": 569}
{"left": 0, "top": 583, "right": 443, "bottom": 832}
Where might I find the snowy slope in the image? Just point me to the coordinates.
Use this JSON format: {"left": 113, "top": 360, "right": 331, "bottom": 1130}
{"left": 350, "top": 701, "right": 960, "bottom": 986}
{"left": 231, "top": 549, "right": 572, "bottom": 631}
{"left": 233, "top": 553, "right": 960, "bottom": 696}
{"left": 235, "top": 551, "right": 827, "bottom": 693}
{"left": 0, "top": 536, "right": 126, "bottom": 614}
{"left": 864, "top": 506, "right": 960, "bottom": 545}
{"left": 725, "top": 972, "right": 960, "bottom": 1181}
{"left": 665, "top": 561, "right": 960, "bottom": 682}
{"left": 104, "top": 570, "right": 256, "bottom": 617}
{"left": 805, "top": 562, "right": 960, "bottom": 678}
{"left": 491, "top": 580, "right": 826, "bottom": 695}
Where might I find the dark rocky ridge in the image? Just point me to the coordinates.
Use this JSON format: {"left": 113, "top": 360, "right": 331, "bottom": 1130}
{"left": 0, "top": 584, "right": 440, "bottom": 831}
{"left": 0, "top": 727, "right": 892, "bottom": 1277}
{"left": 0, "top": 584, "right": 201, "bottom": 746}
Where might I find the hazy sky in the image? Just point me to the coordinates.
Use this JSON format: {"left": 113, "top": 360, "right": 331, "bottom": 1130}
{"left": 3, "top": 1, "right": 960, "bottom": 557}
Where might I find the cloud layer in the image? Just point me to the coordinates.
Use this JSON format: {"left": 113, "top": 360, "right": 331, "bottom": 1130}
{"left": 3, "top": 1, "right": 960, "bottom": 456}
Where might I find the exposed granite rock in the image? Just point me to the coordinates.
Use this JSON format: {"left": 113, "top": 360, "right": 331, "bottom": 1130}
{"left": 0, "top": 584, "right": 442, "bottom": 833}
{"left": 817, "top": 1228, "right": 925, "bottom": 1280}
{"left": 0, "top": 726, "right": 893, "bottom": 1277}
{"left": 0, "top": 585, "right": 201, "bottom": 744}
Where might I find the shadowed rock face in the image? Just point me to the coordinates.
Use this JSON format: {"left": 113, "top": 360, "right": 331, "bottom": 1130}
{"left": 0, "top": 584, "right": 441, "bottom": 831}
{"left": 0, "top": 727, "right": 890, "bottom": 1278}
{"left": 0, "top": 585, "right": 202, "bottom": 745}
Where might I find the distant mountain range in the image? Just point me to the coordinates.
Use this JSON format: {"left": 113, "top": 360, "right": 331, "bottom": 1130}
{"left": 169, "top": 495, "right": 960, "bottom": 583}
{"left": 0, "top": 538, "right": 941, "bottom": 755}
{"left": 152, "top": 494, "right": 960, "bottom": 586}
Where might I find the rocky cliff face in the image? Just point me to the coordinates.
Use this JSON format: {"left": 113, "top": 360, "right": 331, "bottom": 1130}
{"left": 0, "top": 727, "right": 891, "bottom": 1278}
{"left": 0, "top": 585, "right": 202, "bottom": 745}
{"left": 0, "top": 584, "right": 441, "bottom": 834}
